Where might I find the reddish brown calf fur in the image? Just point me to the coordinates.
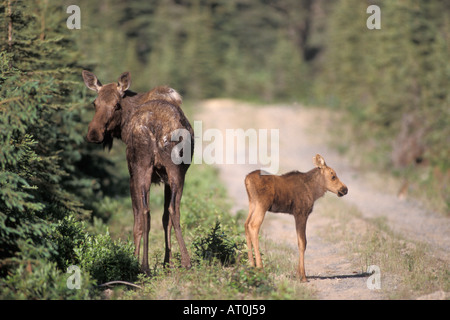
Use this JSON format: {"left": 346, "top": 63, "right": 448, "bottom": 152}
{"left": 82, "top": 70, "right": 193, "bottom": 272}
{"left": 244, "top": 154, "right": 348, "bottom": 282}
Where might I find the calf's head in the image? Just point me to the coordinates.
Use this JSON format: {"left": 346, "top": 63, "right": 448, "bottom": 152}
{"left": 82, "top": 70, "right": 131, "bottom": 146}
{"left": 313, "top": 154, "right": 348, "bottom": 197}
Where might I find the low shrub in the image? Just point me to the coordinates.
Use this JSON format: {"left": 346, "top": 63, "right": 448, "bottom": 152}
{"left": 0, "top": 251, "right": 92, "bottom": 300}
{"left": 229, "top": 266, "right": 275, "bottom": 295}
{"left": 51, "top": 215, "right": 86, "bottom": 271}
{"left": 74, "top": 231, "right": 140, "bottom": 285}
{"left": 192, "top": 221, "right": 243, "bottom": 266}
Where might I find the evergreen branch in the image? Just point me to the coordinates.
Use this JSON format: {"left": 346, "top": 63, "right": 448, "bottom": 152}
{"left": 0, "top": 96, "right": 21, "bottom": 106}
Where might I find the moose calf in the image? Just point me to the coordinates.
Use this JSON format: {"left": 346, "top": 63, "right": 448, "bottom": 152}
{"left": 244, "top": 154, "right": 348, "bottom": 282}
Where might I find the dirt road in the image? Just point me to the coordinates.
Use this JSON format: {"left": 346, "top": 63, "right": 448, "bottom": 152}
{"left": 195, "top": 99, "right": 449, "bottom": 299}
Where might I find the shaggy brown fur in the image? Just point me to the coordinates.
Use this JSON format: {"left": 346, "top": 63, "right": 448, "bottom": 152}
{"left": 82, "top": 71, "right": 193, "bottom": 271}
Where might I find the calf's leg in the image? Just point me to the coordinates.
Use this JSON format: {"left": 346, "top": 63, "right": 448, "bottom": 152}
{"left": 294, "top": 214, "right": 308, "bottom": 282}
{"left": 245, "top": 201, "right": 256, "bottom": 266}
{"left": 247, "top": 204, "right": 266, "bottom": 268}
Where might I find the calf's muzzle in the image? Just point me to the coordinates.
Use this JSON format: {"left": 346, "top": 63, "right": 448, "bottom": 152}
{"left": 338, "top": 186, "right": 348, "bottom": 197}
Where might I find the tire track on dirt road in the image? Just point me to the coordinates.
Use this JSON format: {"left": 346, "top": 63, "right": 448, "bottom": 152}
{"left": 195, "top": 99, "right": 449, "bottom": 299}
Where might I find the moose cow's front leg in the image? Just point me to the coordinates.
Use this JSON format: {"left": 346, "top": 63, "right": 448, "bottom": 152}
{"left": 129, "top": 163, "right": 153, "bottom": 274}
{"left": 130, "top": 179, "right": 142, "bottom": 258}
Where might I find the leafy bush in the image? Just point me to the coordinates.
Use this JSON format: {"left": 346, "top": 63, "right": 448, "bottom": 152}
{"left": 1, "top": 214, "right": 142, "bottom": 299}
{"left": 75, "top": 232, "right": 140, "bottom": 284}
{"left": 192, "top": 221, "right": 243, "bottom": 266}
{"left": 0, "top": 260, "right": 92, "bottom": 300}
{"left": 229, "top": 266, "right": 275, "bottom": 295}
{"left": 51, "top": 215, "right": 86, "bottom": 271}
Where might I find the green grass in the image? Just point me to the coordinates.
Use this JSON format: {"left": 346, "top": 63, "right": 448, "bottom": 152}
{"left": 89, "top": 100, "right": 317, "bottom": 299}
{"left": 93, "top": 162, "right": 316, "bottom": 300}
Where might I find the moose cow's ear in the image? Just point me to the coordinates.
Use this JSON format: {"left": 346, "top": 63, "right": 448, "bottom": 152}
{"left": 117, "top": 71, "right": 131, "bottom": 96}
{"left": 82, "top": 70, "right": 102, "bottom": 92}
{"left": 313, "top": 154, "right": 326, "bottom": 169}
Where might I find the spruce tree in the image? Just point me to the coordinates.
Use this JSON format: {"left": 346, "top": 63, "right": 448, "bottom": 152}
{"left": 0, "top": 0, "right": 103, "bottom": 274}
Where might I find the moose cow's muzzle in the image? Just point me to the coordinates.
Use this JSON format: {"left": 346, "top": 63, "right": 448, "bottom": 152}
{"left": 86, "top": 125, "right": 104, "bottom": 144}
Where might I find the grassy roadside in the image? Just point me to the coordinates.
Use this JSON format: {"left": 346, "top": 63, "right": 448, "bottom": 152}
{"left": 303, "top": 105, "right": 449, "bottom": 298}
{"left": 316, "top": 196, "right": 449, "bottom": 299}
{"left": 97, "top": 162, "right": 316, "bottom": 300}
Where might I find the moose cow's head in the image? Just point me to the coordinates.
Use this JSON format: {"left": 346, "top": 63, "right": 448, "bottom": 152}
{"left": 82, "top": 70, "right": 131, "bottom": 148}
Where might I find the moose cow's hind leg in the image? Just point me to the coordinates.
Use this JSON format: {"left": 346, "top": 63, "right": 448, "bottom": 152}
{"left": 162, "top": 184, "right": 173, "bottom": 267}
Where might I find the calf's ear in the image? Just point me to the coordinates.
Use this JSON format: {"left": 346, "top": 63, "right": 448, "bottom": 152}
{"left": 82, "top": 70, "right": 102, "bottom": 92}
{"left": 313, "top": 154, "right": 327, "bottom": 169}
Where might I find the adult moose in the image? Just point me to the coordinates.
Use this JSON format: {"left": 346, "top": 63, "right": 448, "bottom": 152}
{"left": 82, "top": 70, "right": 193, "bottom": 272}
{"left": 244, "top": 154, "right": 348, "bottom": 282}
